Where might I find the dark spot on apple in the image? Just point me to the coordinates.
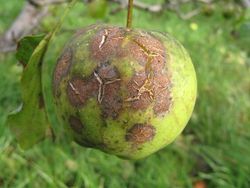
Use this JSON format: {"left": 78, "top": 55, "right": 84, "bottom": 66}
{"left": 66, "top": 64, "right": 122, "bottom": 119}
{"left": 101, "top": 89, "right": 122, "bottom": 119}
{"left": 95, "top": 62, "right": 123, "bottom": 119}
{"left": 126, "top": 32, "right": 167, "bottom": 72}
{"left": 126, "top": 71, "right": 153, "bottom": 110}
{"left": 89, "top": 27, "right": 125, "bottom": 62}
{"left": 67, "top": 76, "right": 98, "bottom": 108}
{"left": 153, "top": 75, "right": 172, "bottom": 115}
{"left": 126, "top": 71, "right": 172, "bottom": 116}
{"left": 69, "top": 115, "right": 84, "bottom": 133}
{"left": 96, "top": 61, "right": 118, "bottom": 81}
{"left": 53, "top": 48, "right": 73, "bottom": 97}
{"left": 126, "top": 123, "right": 155, "bottom": 144}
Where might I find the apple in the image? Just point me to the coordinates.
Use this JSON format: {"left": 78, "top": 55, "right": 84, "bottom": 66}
{"left": 52, "top": 24, "right": 197, "bottom": 159}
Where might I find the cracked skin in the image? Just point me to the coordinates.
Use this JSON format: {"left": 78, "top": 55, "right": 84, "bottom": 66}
{"left": 52, "top": 24, "right": 197, "bottom": 160}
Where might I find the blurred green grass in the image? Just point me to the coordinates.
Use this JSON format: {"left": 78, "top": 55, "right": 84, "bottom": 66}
{"left": 1, "top": 1, "right": 250, "bottom": 188}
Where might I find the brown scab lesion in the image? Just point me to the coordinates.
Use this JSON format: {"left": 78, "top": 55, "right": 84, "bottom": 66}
{"left": 153, "top": 76, "right": 173, "bottom": 115}
{"left": 127, "top": 32, "right": 167, "bottom": 74}
{"left": 67, "top": 76, "right": 98, "bottom": 108}
{"left": 126, "top": 123, "right": 156, "bottom": 144}
{"left": 124, "top": 33, "right": 172, "bottom": 116}
{"left": 68, "top": 115, "right": 84, "bottom": 133}
{"left": 94, "top": 62, "right": 123, "bottom": 119}
{"left": 93, "top": 62, "right": 122, "bottom": 104}
{"left": 125, "top": 70, "right": 172, "bottom": 116}
{"left": 66, "top": 63, "right": 123, "bottom": 119}
{"left": 53, "top": 48, "right": 73, "bottom": 97}
{"left": 89, "top": 27, "right": 125, "bottom": 62}
{"left": 125, "top": 71, "right": 154, "bottom": 110}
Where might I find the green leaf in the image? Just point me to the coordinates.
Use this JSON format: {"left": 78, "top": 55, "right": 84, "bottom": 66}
{"left": 16, "top": 34, "right": 46, "bottom": 67}
{"left": 7, "top": 33, "right": 52, "bottom": 149}
{"left": 6, "top": 0, "right": 78, "bottom": 149}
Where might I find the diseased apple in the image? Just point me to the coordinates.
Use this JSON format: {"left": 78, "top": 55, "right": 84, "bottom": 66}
{"left": 52, "top": 24, "right": 197, "bottom": 160}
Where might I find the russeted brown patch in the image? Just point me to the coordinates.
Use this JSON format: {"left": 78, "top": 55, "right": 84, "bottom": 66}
{"left": 126, "top": 123, "right": 156, "bottom": 144}
{"left": 89, "top": 27, "right": 125, "bottom": 62}
{"left": 53, "top": 48, "right": 73, "bottom": 97}
{"left": 67, "top": 76, "right": 98, "bottom": 107}
{"left": 89, "top": 28, "right": 166, "bottom": 72}
{"left": 97, "top": 61, "right": 119, "bottom": 81}
{"left": 126, "top": 71, "right": 153, "bottom": 110}
{"left": 95, "top": 62, "right": 123, "bottom": 119}
{"left": 69, "top": 115, "right": 84, "bottom": 133}
{"left": 124, "top": 32, "right": 172, "bottom": 116}
{"left": 66, "top": 63, "right": 123, "bottom": 119}
{"left": 101, "top": 82, "right": 122, "bottom": 119}
{"left": 126, "top": 70, "right": 172, "bottom": 115}
{"left": 125, "top": 32, "right": 166, "bottom": 73}
{"left": 153, "top": 75, "right": 172, "bottom": 115}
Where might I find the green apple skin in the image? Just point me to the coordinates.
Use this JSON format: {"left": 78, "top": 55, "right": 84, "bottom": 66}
{"left": 52, "top": 24, "right": 197, "bottom": 160}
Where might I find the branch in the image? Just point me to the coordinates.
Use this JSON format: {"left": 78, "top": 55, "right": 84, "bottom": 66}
{"left": 0, "top": 0, "right": 67, "bottom": 53}
{"left": 133, "top": 1, "right": 163, "bottom": 13}
{"left": 110, "top": 0, "right": 163, "bottom": 13}
{"left": 241, "top": 0, "right": 250, "bottom": 8}
{"left": 176, "top": 8, "right": 201, "bottom": 20}
{"left": 110, "top": 0, "right": 210, "bottom": 19}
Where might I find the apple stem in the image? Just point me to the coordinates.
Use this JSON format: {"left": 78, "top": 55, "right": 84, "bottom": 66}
{"left": 126, "top": 0, "right": 133, "bottom": 29}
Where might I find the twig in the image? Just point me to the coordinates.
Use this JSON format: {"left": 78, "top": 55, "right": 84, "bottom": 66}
{"left": 176, "top": 8, "right": 201, "bottom": 20}
{"left": 0, "top": 0, "right": 67, "bottom": 53}
{"left": 110, "top": 0, "right": 211, "bottom": 16}
{"left": 111, "top": 0, "right": 163, "bottom": 13}
{"left": 241, "top": 0, "right": 250, "bottom": 8}
{"left": 133, "top": 0, "right": 162, "bottom": 13}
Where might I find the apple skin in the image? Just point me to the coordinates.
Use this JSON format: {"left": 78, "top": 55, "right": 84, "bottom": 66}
{"left": 52, "top": 24, "right": 197, "bottom": 160}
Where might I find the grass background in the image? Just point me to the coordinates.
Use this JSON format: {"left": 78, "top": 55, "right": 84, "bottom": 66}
{"left": 0, "top": 0, "right": 250, "bottom": 187}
